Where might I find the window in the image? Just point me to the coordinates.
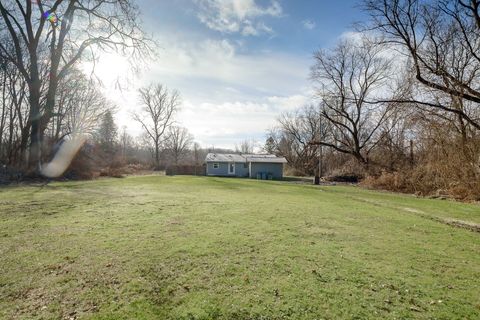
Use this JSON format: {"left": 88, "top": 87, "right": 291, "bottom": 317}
{"left": 213, "top": 163, "right": 219, "bottom": 169}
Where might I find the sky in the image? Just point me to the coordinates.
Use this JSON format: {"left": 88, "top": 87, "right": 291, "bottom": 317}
{"left": 92, "top": 0, "right": 366, "bottom": 149}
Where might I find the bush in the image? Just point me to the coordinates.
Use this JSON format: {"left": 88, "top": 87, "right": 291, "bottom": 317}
{"left": 362, "top": 167, "right": 480, "bottom": 201}
{"left": 284, "top": 166, "right": 309, "bottom": 177}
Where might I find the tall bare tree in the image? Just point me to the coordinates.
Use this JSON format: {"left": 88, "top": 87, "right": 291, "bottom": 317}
{"left": 0, "top": 0, "right": 151, "bottom": 172}
{"left": 310, "top": 37, "right": 394, "bottom": 166}
{"left": 193, "top": 142, "right": 200, "bottom": 165}
{"left": 362, "top": 0, "right": 480, "bottom": 130}
{"left": 133, "top": 84, "right": 180, "bottom": 169}
{"left": 165, "top": 126, "right": 193, "bottom": 165}
{"left": 120, "top": 126, "right": 134, "bottom": 163}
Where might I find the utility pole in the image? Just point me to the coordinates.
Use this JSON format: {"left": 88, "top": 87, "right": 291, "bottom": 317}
{"left": 314, "top": 144, "right": 323, "bottom": 185}
{"left": 319, "top": 144, "right": 323, "bottom": 178}
{"left": 314, "top": 117, "right": 323, "bottom": 185}
{"left": 313, "top": 144, "right": 322, "bottom": 185}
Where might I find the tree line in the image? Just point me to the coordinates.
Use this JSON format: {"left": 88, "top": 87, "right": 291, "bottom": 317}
{"left": 267, "top": 0, "right": 480, "bottom": 199}
{"left": 0, "top": 1, "right": 200, "bottom": 179}
{"left": 0, "top": 56, "right": 197, "bottom": 178}
{"left": 0, "top": 0, "right": 150, "bottom": 174}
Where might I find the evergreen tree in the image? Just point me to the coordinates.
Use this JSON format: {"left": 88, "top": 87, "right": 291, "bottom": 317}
{"left": 264, "top": 137, "right": 276, "bottom": 154}
{"left": 97, "top": 111, "right": 118, "bottom": 155}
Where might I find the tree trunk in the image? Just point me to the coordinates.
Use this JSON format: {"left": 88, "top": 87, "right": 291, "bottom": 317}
{"left": 314, "top": 145, "right": 322, "bottom": 185}
{"left": 155, "top": 141, "right": 160, "bottom": 170}
{"left": 26, "top": 43, "right": 43, "bottom": 174}
{"left": 409, "top": 139, "right": 414, "bottom": 167}
{"left": 27, "top": 79, "right": 43, "bottom": 174}
{"left": 19, "top": 123, "right": 30, "bottom": 167}
{"left": 0, "top": 71, "right": 7, "bottom": 160}
{"left": 28, "top": 114, "right": 42, "bottom": 173}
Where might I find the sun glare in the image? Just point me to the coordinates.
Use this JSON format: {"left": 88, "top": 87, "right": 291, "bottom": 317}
{"left": 81, "top": 52, "right": 133, "bottom": 90}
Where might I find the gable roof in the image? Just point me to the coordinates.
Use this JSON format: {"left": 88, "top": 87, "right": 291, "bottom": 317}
{"left": 205, "top": 153, "right": 246, "bottom": 163}
{"left": 205, "top": 153, "right": 287, "bottom": 164}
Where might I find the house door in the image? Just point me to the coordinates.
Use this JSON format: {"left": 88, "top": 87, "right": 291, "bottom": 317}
{"left": 228, "top": 162, "right": 235, "bottom": 175}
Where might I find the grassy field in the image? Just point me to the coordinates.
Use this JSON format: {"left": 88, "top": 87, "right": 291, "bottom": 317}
{"left": 0, "top": 176, "right": 479, "bottom": 319}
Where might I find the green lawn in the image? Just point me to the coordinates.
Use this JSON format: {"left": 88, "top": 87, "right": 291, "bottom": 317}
{"left": 0, "top": 176, "right": 479, "bottom": 319}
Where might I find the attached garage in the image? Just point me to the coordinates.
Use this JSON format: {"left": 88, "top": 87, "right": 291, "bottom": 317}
{"left": 246, "top": 155, "right": 286, "bottom": 180}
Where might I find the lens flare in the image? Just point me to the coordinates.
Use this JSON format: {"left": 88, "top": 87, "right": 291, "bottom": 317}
{"left": 43, "top": 11, "right": 59, "bottom": 26}
{"left": 41, "top": 134, "right": 86, "bottom": 178}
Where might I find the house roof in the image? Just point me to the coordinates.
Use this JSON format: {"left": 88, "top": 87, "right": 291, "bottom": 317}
{"left": 205, "top": 153, "right": 246, "bottom": 163}
{"left": 205, "top": 153, "right": 287, "bottom": 164}
{"left": 245, "top": 155, "right": 288, "bottom": 163}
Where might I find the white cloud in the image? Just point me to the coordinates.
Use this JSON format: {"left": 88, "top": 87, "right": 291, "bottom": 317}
{"left": 178, "top": 93, "right": 310, "bottom": 148}
{"left": 195, "top": 0, "right": 282, "bottom": 36}
{"left": 339, "top": 30, "right": 364, "bottom": 42}
{"left": 302, "top": 19, "right": 316, "bottom": 30}
{"left": 267, "top": 94, "right": 309, "bottom": 110}
{"left": 138, "top": 37, "right": 311, "bottom": 147}
{"left": 148, "top": 38, "right": 309, "bottom": 97}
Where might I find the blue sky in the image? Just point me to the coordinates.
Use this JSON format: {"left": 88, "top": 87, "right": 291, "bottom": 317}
{"left": 138, "top": 0, "right": 364, "bottom": 52}
{"left": 99, "top": 0, "right": 365, "bottom": 149}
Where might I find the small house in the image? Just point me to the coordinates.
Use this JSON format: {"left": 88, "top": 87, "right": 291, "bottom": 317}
{"left": 205, "top": 153, "right": 287, "bottom": 180}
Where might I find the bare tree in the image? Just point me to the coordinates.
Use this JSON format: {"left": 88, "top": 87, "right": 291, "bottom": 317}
{"left": 0, "top": 50, "right": 28, "bottom": 165}
{"left": 0, "top": 0, "right": 151, "bottom": 172}
{"left": 52, "top": 69, "right": 112, "bottom": 140}
{"left": 235, "top": 139, "right": 256, "bottom": 154}
{"left": 165, "top": 126, "right": 193, "bottom": 165}
{"left": 193, "top": 141, "right": 201, "bottom": 175}
{"left": 362, "top": 0, "right": 480, "bottom": 130}
{"left": 133, "top": 84, "right": 180, "bottom": 169}
{"left": 310, "top": 37, "right": 394, "bottom": 166}
{"left": 120, "top": 126, "right": 134, "bottom": 163}
{"left": 269, "top": 104, "right": 327, "bottom": 175}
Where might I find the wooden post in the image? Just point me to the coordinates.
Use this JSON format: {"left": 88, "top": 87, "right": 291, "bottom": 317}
{"left": 319, "top": 145, "right": 323, "bottom": 178}
{"left": 314, "top": 117, "right": 324, "bottom": 185}
{"left": 314, "top": 144, "right": 320, "bottom": 185}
